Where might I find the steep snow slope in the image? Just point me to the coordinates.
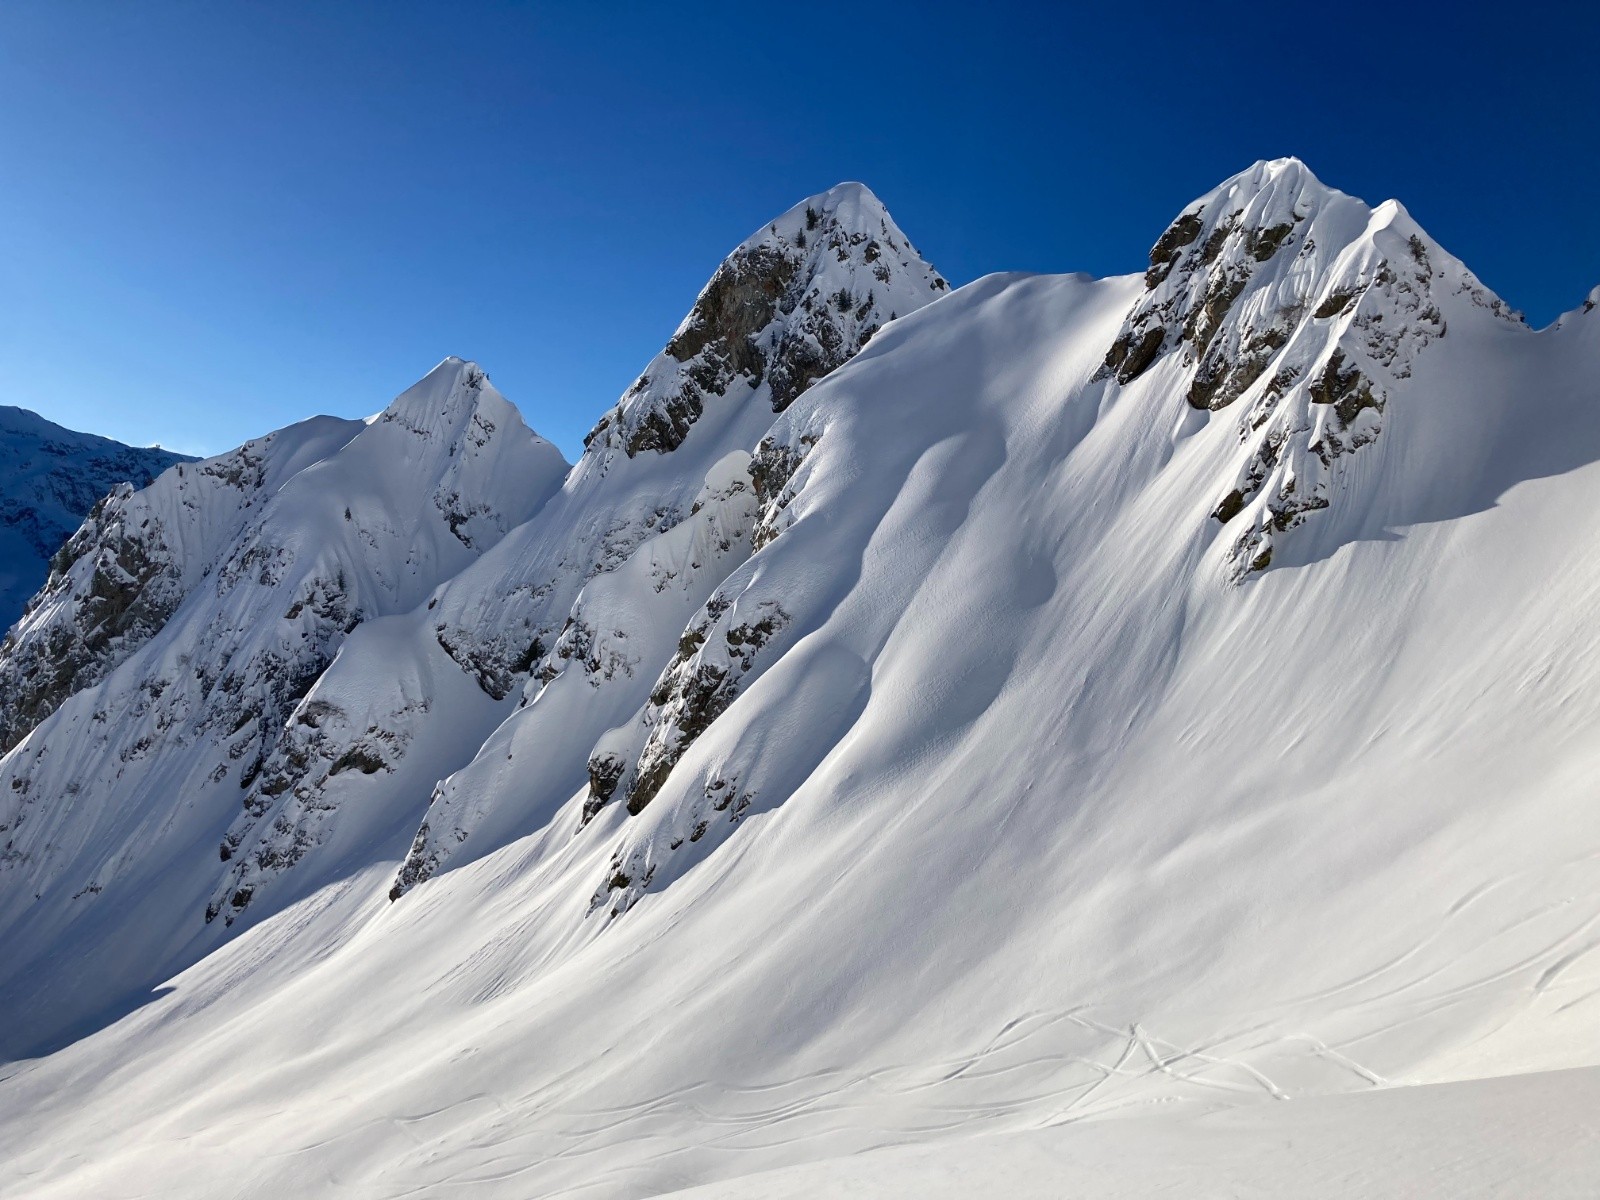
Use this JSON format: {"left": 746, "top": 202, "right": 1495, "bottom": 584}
{"left": 208, "top": 181, "right": 948, "bottom": 928}
{"left": 0, "top": 359, "right": 567, "bottom": 1051}
{"left": 4, "top": 162, "right": 1600, "bottom": 1199}
{"left": 0, "top": 181, "right": 947, "bottom": 1052}
{"left": 0, "top": 406, "right": 190, "bottom": 633}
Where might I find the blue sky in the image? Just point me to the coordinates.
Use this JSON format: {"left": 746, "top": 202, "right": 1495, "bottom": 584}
{"left": 3, "top": 1, "right": 1597, "bottom": 459}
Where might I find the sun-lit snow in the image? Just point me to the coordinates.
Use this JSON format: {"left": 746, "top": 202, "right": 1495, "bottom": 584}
{"left": 2, "top": 162, "right": 1599, "bottom": 1198}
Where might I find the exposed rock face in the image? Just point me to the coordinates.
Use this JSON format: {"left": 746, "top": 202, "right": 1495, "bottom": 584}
{"left": 0, "top": 361, "right": 567, "bottom": 931}
{"left": 623, "top": 593, "right": 790, "bottom": 816}
{"left": 0, "top": 429, "right": 340, "bottom": 755}
{"left": 1100, "top": 158, "right": 1519, "bottom": 578}
{"left": 582, "top": 183, "right": 947, "bottom": 461}
{"left": 749, "top": 428, "right": 821, "bottom": 551}
{"left": 390, "top": 451, "right": 761, "bottom": 899}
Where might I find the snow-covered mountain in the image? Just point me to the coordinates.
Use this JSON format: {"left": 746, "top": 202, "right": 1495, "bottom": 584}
{"left": 0, "top": 407, "right": 190, "bottom": 635}
{"left": 3, "top": 164, "right": 1600, "bottom": 1199}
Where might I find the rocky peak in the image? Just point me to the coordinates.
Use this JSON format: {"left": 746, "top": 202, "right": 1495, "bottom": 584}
{"left": 582, "top": 183, "right": 948, "bottom": 461}
{"left": 1104, "top": 158, "right": 1372, "bottom": 396}
{"left": 1101, "top": 159, "right": 1520, "bottom": 577}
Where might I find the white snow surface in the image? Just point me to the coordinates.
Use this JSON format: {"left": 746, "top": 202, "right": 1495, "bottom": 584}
{"left": 667, "top": 1066, "right": 1600, "bottom": 1199}
{"left": 4, "top": 162, "right": 1600, "bottom": 1198}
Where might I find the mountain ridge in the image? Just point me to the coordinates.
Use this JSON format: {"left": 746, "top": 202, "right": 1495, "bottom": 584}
{"left": 3, "top": 161, "right": 1600, "bottom": 1200}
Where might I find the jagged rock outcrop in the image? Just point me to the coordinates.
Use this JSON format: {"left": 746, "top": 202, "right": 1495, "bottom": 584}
{"left": 0, "top": 423, "right": 351, "bottom": 755}
{"left": 389, "top": 451, "right": 760, "bottom": 899}
{"left": 582, "top": 182, "right": 946, "bottom": 460}
{"left": 1100, "top": 158, "right": 1519, "bottom": 576}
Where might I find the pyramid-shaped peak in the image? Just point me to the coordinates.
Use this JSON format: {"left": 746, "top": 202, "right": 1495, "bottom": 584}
{"left": 582, "top": 182, "right": 948, "bottom": 459}
{"left": 365, "top": 357, "right": 567, "bottom": 468}
{"left": 745, "top": 180, "right": 927, "bottom": 263}
{"left": 797, "top": 179, "right": 879, "bottom": 205}
{"left": 375, "top": 357, "right": 493, "bottom": 423}
{"left": 795, "top": 180, "right": 888, "bottom": 222}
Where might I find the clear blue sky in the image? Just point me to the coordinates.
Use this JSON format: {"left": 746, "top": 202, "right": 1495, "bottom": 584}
{"left": 3, "top": 1, "right": 1596, "bottom": 459}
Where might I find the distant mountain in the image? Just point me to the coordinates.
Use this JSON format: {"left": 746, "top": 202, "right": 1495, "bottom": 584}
{"left": 0, "top": 407, "right": 192, "bottom": 631}
{"left": 3, "top": 166, "right": 1600, "bottom": 1200}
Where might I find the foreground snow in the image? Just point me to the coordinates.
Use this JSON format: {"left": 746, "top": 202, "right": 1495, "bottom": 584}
{"left": 2, "top": 163, "right": 1599, "bottom": 1198}
{"left": 669, "top": 1067, "right": 1600, "bottom": 1199}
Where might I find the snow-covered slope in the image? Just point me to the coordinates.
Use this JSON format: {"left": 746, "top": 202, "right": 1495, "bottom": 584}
{"left": 665, "top": 1065, "right": 1600, "bottom": 1199}
{"left": 4, "top": 162, "right": 1600, "bottom": 1199}
{"left": 0, "top": 407, "right": 190, "bottom": 636}
{"left": 209, "top": 180, "right": 948, "bottom": 928}
{"left": 0, "top": 359, "right": 567, "bottom": 1045}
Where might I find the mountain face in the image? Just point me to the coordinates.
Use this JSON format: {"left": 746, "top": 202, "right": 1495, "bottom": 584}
{"left": 0, "top": 407, "right": 191, "bottom": 636}
{"left": 5, "top": 164, "right": 1600, "bottom": 1200}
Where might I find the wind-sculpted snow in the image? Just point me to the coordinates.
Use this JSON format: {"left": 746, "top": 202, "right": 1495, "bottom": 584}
{"left": 8, "top": 163, "right": 1600, "bottom": 1200}
{"left": 391, "top": 450, "right": 759, "bottom": 899}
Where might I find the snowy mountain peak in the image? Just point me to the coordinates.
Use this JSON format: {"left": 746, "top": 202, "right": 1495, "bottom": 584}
{"left": 370, "top": 357, "right": 520, "bottom": 447}
{"left": 581, "top": 184, "right": 947, "bottom": 462}
{"left": 0, "top": 360, "right": 568, "bottom": 932}
{"left": 1104, "top": 160, "right": 1520, "bottom": 576}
